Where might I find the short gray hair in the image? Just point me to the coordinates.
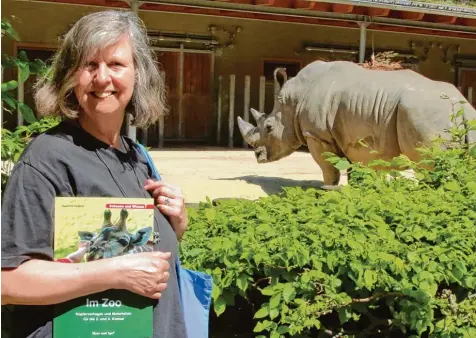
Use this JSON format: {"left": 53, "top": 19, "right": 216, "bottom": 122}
{"left": 35, "top": 10, "right": 167, "bottom": 128}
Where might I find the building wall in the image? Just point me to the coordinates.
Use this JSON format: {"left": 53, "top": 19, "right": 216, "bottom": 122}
{"left": 3, "top": 0, "right": 476, "bottom": 144}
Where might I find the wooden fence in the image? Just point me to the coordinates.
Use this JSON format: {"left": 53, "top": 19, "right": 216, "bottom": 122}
{"left": 216, "top": 76, "right": 474, "bottom": 148}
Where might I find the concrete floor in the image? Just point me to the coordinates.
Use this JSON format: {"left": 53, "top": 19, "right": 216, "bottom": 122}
{"left": 148, "top": 147, "right": 348, "bottom": 204}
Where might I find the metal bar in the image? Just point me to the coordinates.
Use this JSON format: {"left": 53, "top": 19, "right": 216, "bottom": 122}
{"left": 358, "top": 21, "right": 370, "bottom": 63}
{"left": 309, "top": 0, "right": 476, "bottom": 19}
{"left": 305, "top": 46, "right": 359, "bottom": 54}
{"left": 15, "top": 0, "right": 476, "bottom": 37}
{"left": 149, "top": 35, "right": 219, "bottom": 45}
{"left": 229, "top": 74, "right": 235, "bottom": 148}
{"left": 151, "top": 46, "right": 215, "bottom": 54}
{"left": 178, "top": 43, "right": 184, "bottom": 139}
{"left": 259, "top": 76, "right": 265, "bottom": 114}
{"left": 217, "top": 75, "right": 223, "bottom": 144}
{"left": 139, "top": 0, "right": 476, "bottom": 32}
{"left": 243, "top": 75, "right": 250, "bottom": 148}
{"left": 130, "top": 0, "right": 140, "bottom": 13}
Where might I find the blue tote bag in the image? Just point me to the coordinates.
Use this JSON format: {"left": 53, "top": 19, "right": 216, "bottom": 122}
{"left": 138, "top": 144, "right": 213, "bottom": 338}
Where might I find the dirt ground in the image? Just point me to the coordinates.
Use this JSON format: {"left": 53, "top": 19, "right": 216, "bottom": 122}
{"left": 148, "top": 147, "right": 348, "bottom": 204}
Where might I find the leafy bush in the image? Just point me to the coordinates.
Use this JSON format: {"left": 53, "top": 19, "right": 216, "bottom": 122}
{"left": 1, "top": 18, "right": 58, "bottom": 192}
{"left": 181, "top": 111, "right": 476, "bottom": 337}
{"left": 1, "top": 116, "right": 60, "bottom": 190}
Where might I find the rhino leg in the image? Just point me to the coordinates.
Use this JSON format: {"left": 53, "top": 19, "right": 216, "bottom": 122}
{"left": 306, "top": 138, "right": 341, "bottom": 186}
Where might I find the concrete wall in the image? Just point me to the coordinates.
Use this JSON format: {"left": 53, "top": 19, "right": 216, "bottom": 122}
{"left": 3, "top": 0, "right": 476, "bottom": 144}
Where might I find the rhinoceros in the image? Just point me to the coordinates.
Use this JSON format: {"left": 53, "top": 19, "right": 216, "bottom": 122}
{"left": 238, "top": 60, "right": 476, "bottom": 186}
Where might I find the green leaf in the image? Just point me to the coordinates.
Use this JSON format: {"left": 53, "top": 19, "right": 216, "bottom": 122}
{"left": 17, "top": 102, "right": 37, "bottom": 123}
{"left": 469, "top": 145, "right": 476, "bottom": 158}
{"left": 1, "top": 80, "right": 18, "bottom": 92}
{"left": 254, "top": 306, "right": 269, "bottom": 319}
{"left": 269, "top": 293, "right": 282, "bottom": 309}
{"left": 1, "top": 20, "right": 20, "bottom": 41}
{"left": 204, "top": 208, "right": 216, "bottom": 221}
{"left": 463, "top": 276, "right": 476, "bottom": 288}
{"left": 1, "top": 91, "right": 17, "bottom": 110}
{"left": 211, "top": 283, "right": 221, "bottom": 302}
{"left": 213, "top": 296, "right": 226, "bottom": 317}
{"left": 261, "top": 287, "right": 274, "bottom": 296}
{"left": 364, "top": 270, "right": 377, "bottom": 290}
{"left": 338, "top": 307, "right": 352, "bottom": 325}
{"left": 269, "top": 308, "right": 279, "bottom": 320}
{"left": 444, "top": 181, "right": 460, "bottom": 192}
{"left": 335, "top": 159, "right": 351, "bottom": 171}
{"left": 17, "top": 61, "right": 30, "bottom": 83}
{"left": 236, "top": 273, "right": 248, "bottom": 292}
{"left": 253, "top": 320, "right": 273, "bottom": 333}
{"left": 277, "top": 326, "right": 289, "bottom": 334}
{"left": 282, "top": 283, "right": 296, "bottom": 302}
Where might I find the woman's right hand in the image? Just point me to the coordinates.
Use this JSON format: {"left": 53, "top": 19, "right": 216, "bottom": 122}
{"left": 110, "top": 251, "right": 172, "bottom": 299}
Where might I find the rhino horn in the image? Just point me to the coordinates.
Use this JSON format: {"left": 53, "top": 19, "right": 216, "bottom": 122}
{"left": 237, "top": 116, "right": 257, "bottom": 145}
{"left": 250, "top": 108, "right": 265, "bottom": 123}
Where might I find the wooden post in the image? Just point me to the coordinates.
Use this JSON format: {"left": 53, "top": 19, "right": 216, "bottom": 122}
{"left": 216, "top": 75, "right": 223, "bottom": 145}
{"left": 468, "top": 87, "right": 473, "bottom": 106}
{"left": 243, "top": 75, "right": 251, "bottom": 148}
{"left": 259, "top": 76, "right": 265, "bottom": 114}
{"left": 178, "top": 43, "right": 185, "bottom": 139}
{"left": 142, "top": 128, "right": 148, "bottom": 146}
{"left": 127, "top": 114, "right": 136, "bottom": 141}
{"left": 126, "top": 0, "right": 140, "bottom": 141}
{"left": 157, "top": 71, "right": 165, "bottom": 148}
{"left": 17, "top": 66, "right": 24, "bottom": 126}
{"left": 229, "top": 74, "right": 235, "bottom": 148}
{"left": 210, "top": 53, "right": 215, "bottom": 144}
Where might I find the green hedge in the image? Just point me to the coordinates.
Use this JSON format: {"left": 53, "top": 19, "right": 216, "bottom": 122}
{"left": 181, "top": 119, "right": 476, "bottom": 337}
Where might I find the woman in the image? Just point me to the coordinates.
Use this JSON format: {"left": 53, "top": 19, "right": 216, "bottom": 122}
{"left": 1, "top": 10, "right": 188, "bottom": 338}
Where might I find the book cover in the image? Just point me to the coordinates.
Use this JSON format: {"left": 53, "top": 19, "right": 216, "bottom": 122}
{"left": 53, "top": 197, "right": 157, "bottom": 338}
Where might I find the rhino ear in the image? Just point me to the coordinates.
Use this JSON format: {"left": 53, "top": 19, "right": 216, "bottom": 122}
{"left": 273, "top": 68, "right": 288, "bottom": 93}
{"left": 250, "top": 108, "right": 265, "bottom": 123}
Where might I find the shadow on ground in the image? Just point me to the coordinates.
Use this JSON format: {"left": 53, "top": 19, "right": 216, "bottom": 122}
{"left": 215, "top": 175, "right": 324, "bottom": 196}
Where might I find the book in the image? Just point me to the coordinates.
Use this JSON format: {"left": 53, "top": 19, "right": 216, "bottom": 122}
{"left": 53, "top": 197, "right": 158, "bottom": 338}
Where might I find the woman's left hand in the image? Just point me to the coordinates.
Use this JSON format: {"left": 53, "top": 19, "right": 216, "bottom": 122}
{"left": 144, "top": 179, "right": 188, "bottom": 240}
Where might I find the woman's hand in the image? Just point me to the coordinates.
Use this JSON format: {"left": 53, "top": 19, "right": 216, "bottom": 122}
{"left": 144, "top": 179, "right": 188, "bottom": 240}
{"left": 111, "top": 251, "right": 171, "bottom": 299}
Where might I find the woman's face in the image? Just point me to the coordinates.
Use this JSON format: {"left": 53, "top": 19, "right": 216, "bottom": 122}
{"left": 74, "top": 36, "right": 135, "bottom": 120}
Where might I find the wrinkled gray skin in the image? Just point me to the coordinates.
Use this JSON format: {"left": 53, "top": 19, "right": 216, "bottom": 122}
{"left": 238, "top": 61, "right": 476, "bottom": 186}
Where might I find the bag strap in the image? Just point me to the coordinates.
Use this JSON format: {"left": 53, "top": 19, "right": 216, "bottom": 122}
{"left": 137, "top": 143, "right": 162, "bottom": 180}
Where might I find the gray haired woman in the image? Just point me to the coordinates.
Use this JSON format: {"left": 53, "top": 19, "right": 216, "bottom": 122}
{"left": 2, "top": 10, "right": 188, "bottom": 338}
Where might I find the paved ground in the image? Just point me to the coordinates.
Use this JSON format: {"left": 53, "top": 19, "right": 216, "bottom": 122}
{"left": 148, "top": 147, "right": 348, "bottom": 204}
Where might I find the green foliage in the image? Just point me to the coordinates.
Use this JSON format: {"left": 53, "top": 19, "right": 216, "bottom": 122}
{"left": 1, "top": 116, "right": 60, "bottom": 191}
{"left": 1, "top": 18, "right": 49, "bottom": 122}
{"left": 1, "top": 18, "right": 57, "bottom": 192}
{"left": 182, "top": 113, "right": 476, "bottom": 337}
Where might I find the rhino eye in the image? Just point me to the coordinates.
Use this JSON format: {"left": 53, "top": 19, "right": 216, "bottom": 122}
{"left": 265, "top": 124, "right": 273, "bottom": 133}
